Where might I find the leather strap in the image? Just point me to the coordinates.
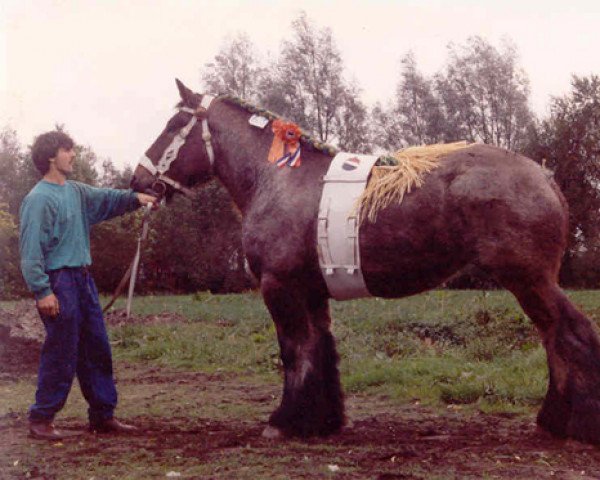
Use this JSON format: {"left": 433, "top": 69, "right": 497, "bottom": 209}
{"left": 136, "top": 94, "right": 216, "bottom": 197}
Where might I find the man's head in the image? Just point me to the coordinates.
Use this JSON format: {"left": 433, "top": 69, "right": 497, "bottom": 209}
{"left": 31, "top": 131, "right": 75, "bottom": 175}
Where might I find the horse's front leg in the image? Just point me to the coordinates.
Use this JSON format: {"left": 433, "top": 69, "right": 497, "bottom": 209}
{"left": 260, "top": 272, "right": 345, "bottom": 438}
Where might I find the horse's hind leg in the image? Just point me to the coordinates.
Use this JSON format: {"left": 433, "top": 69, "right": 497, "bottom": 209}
{"left": 506, "top": 280, "right": 600, "bottom": 443}
{"left": 260, "top": 272, "right": 345, "bottom": 438}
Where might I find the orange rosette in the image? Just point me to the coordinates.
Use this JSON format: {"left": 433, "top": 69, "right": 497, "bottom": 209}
{"left": 268, "top": 119, "right": 302, "bottom": 166}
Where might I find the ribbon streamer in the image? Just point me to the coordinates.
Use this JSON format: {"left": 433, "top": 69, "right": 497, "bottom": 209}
{"left": 268, "top": 119, "right": 302, "bottom": 168}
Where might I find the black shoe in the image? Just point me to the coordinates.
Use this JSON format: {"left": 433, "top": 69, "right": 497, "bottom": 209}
{"left": 89, "top": 418, "right": 139, "bottom": 434}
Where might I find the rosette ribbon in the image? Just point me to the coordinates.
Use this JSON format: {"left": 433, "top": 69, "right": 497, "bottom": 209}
{"left": 268, "top": 119, "right": 302, "bottom": 168}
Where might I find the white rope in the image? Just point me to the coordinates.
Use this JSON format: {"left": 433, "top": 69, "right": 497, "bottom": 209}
{"left": 126, "top": 203, "right": 152, "bottom": 319}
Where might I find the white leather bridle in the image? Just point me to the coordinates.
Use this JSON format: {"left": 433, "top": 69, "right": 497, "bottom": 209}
{"left": 137, "top": 94, "right": 215, "bottom": 197}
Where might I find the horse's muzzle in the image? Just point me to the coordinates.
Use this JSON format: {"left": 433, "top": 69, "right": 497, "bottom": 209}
{"left": 130, "top": 176, "right": 156, "bottom": 195}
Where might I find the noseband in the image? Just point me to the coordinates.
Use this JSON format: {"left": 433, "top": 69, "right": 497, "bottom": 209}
{"left": 137, "top": 94, "right": 215, "bottom": 197}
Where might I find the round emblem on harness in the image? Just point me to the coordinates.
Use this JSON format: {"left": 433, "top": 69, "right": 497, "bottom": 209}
{"left": 342, "top": 157, "right": 361, "bottom": 171}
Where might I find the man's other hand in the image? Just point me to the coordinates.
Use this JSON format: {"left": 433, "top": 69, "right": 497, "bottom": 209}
{"left": 37, "top": 293, "right": 60, "bottom": 317}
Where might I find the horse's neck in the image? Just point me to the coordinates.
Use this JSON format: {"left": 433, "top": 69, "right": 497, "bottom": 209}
{"left": 210, "top": 103, "right": 331, "bottom": 214}
{"left": 210, "top": 114, "right": 270, "bottom": 212}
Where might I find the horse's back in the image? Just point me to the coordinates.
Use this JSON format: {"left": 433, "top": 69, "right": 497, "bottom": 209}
{"left": 360, "top": 144, "right": 567, "bottom": 297}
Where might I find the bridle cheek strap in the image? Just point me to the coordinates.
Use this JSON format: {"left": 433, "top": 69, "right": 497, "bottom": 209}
{"left": 137, "top": 154, "right": 195, "bottom": 197}
{"left": 137, "top": 94, "right": 215, "bottom": 197}
{"left": 202, "top": 117, "right": 215, "bottom": 166}
{"left": 199, "top": 94, "right": 216, "bottom": 167}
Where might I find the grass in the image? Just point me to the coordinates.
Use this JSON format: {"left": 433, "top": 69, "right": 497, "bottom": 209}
{"left": 5, "top": 289, "right": 600, "bottom": 416}
{"left": 89, "top": 289, "right": 600, "bottom": 414}
{"left": 4, "top": 289, "right": 600, "bottom": 479}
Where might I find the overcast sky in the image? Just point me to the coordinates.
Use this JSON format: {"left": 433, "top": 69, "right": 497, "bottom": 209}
{"left": 2, "top": 0, "right": 600, "bottom": 170}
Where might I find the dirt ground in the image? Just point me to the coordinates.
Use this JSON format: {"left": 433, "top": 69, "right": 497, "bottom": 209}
{"left": 2, "top": 304, "right": 600, "bottom": 479}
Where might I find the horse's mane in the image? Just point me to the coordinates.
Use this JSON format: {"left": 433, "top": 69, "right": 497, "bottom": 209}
{"left": 357, "top": 141, "right": 472, "bottom": 224}
{"left": 219, "top": 95, "right": 339, "bottom": 157}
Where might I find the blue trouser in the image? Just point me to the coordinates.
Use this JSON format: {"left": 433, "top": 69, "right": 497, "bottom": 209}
{"left": 29, "top": 267, "right": 117, "bottom": 425}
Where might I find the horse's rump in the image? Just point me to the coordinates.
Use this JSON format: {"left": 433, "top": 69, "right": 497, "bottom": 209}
{"left": 358, "top": 141, "right": 472, "bottom": 223}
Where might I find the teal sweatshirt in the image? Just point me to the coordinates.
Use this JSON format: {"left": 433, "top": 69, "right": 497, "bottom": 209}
{"left": 19, "top": 180, "right": 140, "bottom": 299}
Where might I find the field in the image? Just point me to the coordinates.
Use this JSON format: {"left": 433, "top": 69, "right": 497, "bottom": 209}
{"left": 2, "top": 290, "right": 600, "bottom": 479}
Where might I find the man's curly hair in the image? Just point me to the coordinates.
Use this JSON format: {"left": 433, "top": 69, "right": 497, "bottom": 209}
{"left": 31, "top": 131, "right": 74, "bottom": 174}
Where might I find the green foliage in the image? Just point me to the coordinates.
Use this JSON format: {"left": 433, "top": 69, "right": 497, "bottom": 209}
{"left": 0, "top": 128, "right": 36, "bottom": 297}
{"left": 89, "top": 213, "right": 139, "bottom": 292}
{"left": 201, "top": 32, "right": 263, "bottom": 100}
{"left": 526, "top": 75, "right": 600, "bottom": 286}
{"left": 436, "top": 36, "right": 533, "bottom": 149}
{"left": 373, "top": 51, "right": 445, "bottom": 150}
{"left": 373, "top": 37, "right": 533, "bottom": 152}
{"left": 0, "top": 203, "right": 26, "bottom": 297}
{"left": 0, "top": 127, "right": 38, "bottom": 217}
{"left": 256, "top": 13, "right": 372, "bottom": 152}
{"left": 71, "top": 143, "right": 99, "bottom": 184}
{"left": 138, "top": 181, "right": 252, "bottom": 294}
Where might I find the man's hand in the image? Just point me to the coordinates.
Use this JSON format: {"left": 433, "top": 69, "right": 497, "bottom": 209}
{"left": 136, "top": 193, "right": 159, "bottom": 209}
{"left": 37, "top": 293, "right": 60, "bottom": 317}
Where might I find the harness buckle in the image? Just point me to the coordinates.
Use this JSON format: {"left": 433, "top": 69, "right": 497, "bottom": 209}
{"left": 151, "top": 180, "right": 167, "bottom": 197}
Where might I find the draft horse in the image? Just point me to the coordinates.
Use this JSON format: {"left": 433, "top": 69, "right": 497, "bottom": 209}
{"left": 131, "top": 80, "right": 600, "bottom": 444}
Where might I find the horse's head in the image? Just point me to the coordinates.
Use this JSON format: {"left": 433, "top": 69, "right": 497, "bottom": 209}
{"left": 131, "top": 79, "right": 216, "bottom": 198}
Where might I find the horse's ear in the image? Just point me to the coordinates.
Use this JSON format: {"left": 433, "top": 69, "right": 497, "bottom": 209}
{"left": 175, "top": 78, "right": 194, "bottom": 106}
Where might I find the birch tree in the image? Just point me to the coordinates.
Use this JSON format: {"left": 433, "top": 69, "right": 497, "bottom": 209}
{"left": 435, "top": 36, "right": 533, "bottom": 150}
{"left": 260, "top": 13, "right": 371, "bottom": 151}
{"left": 201, "top": 33, "right": 262, "bottom": 100}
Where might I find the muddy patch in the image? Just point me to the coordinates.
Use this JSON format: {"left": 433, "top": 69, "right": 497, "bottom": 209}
{"left": 2, "top": 362, "right": 600, "bottom": 479}
{"left": 0, "top": 301, "right": 44, "bottom": 378}
{"left": 2, "top": 406, "right": 600, "bottom": 479}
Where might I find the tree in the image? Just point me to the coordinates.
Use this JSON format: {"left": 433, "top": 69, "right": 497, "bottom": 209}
{"left": 72, "top": 143, "right": 99, "bottom": 185}
{"left": 526, "top": 75, "right": 600, "bottom": 285}
{"left": 334, "top": 82, "right": 372, "bottom": 153}
{"left": 371, "top": 102, "right": 403, "bottom": 152}
{"left": 0, "top": 128, "right": 21, "bottom": 207}
{"left": 0, "top": 127, "right": 36, "bottom": 217}
{"left": 395, "top": 52, "right": 445, "bottom": 146}
{"left": 0, "top": 203, "right": 25, "bottom": 297}
{"left": 89, "top": 213, "right": 139, "bottom": 293}
{"left": 98, "top": 158, "right": 119, "bottom": 188}
{"left": 435, "top": 36, "right": 533, "bottom": 150}
{"left": 140, "top": 182, "right": 251, "bottom": 294}
{"left": 372, "top": 52, "right": 445, "bottom": 151}
{"left": 201, "top": 33, "right": 263, "bottom": 100}
{"left": 259, "top": 13, "right": 370, "bottom": 150}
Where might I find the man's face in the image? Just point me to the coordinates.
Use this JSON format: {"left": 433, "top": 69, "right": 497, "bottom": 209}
{"left": 51, "top": 147, "right": 75, "bottom": 176}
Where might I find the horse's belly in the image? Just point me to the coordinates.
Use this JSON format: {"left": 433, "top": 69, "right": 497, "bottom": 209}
{"left": 361, "top": 253, "right": 467, "bottom": 298}
{"left": 358, "top": 217, "right": 469, "bottom": 298}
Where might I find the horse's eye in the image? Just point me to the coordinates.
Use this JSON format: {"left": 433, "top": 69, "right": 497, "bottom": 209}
{"left": 166, "top": 115, "right": 187, "bottom": 133}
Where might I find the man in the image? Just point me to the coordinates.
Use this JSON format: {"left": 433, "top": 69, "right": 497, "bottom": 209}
{"left": 19, "top": 130, "right": 157, "bottom": 440}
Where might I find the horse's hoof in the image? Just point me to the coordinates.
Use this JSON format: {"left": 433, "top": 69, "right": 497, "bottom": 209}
{"left": 262, "top": 425, "right": 282, "bottom": 440}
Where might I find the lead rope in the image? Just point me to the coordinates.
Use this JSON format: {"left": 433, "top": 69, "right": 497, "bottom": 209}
{"left": 103, "top": 203, "right": 153, "bottom": 317}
